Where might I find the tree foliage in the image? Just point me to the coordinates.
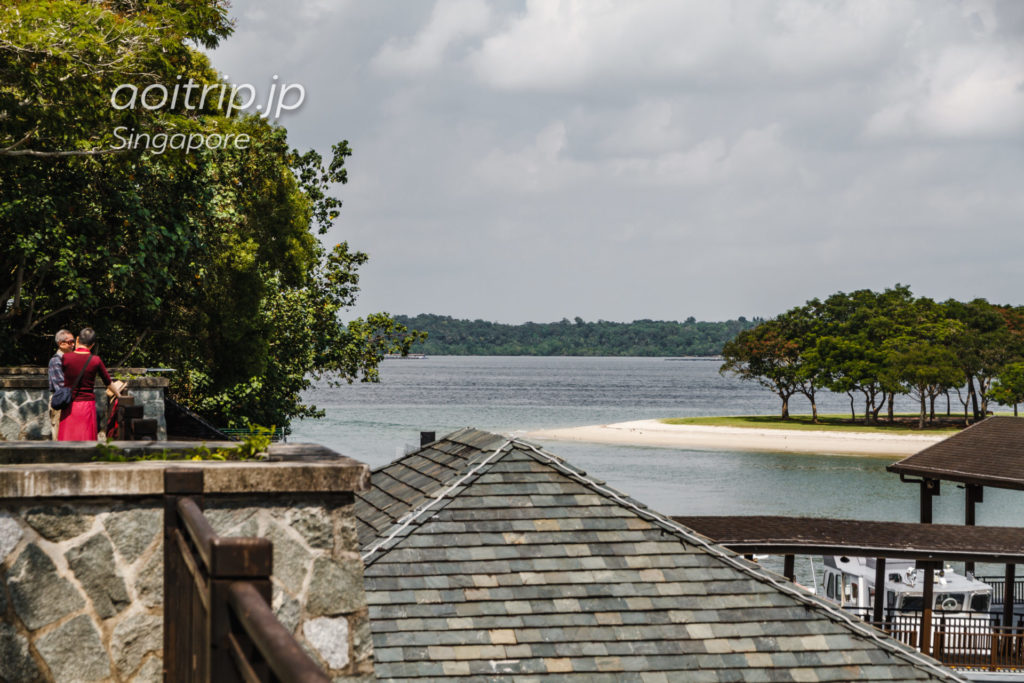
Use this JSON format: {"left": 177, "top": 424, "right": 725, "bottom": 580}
{"left": 1, "top": 0, "right": 422, "bottom": 430}
{"left": 720, "top": 320, "right": 801, "bottom": 419}
{"left": 721, "top": 286, "right": 1024, "bottom": 427}
{"left": 394, "top": 314, "right": 758, "bottom": 357}
{"left": 990, "top": 362, "right": 1024, "bottom": 417}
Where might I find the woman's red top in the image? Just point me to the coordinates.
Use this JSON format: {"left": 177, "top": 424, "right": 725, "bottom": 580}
{"left": 62, "top": 349, "right": 112, "bottom": 402}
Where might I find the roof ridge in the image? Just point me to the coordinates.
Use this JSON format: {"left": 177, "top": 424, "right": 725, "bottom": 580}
{"left": 507, "top": 437, "right": 963, "bottom": 682}
{"left": 360, "top": 436, "right": 517, "bottom": 566}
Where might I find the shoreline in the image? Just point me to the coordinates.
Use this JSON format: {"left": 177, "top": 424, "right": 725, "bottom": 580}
{"left": 525, "top": 420, "right": 948, "bottom": 457}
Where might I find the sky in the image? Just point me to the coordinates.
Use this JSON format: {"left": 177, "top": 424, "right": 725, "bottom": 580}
{"left": 207, "top": 0, "right": 1024, "bottom": 324}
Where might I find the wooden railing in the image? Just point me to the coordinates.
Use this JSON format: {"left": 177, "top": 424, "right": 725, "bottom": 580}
{"left": 843, "top": 606, "right": 1024, "bottom": 671}
{"left": 978, "top": 575, "right": 1024, "bottom": 607}
{"left": 163, "top": 468, "right": 329, "bottom": 682}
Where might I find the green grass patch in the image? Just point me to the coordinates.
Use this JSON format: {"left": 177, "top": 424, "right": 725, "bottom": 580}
{"left": 660, "top": 414, "right": 963, "bottom": 434}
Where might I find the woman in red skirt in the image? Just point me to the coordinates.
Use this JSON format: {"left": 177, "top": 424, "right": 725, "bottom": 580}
{"left": 58, "top": 327, "right": 122, "bottom": 441}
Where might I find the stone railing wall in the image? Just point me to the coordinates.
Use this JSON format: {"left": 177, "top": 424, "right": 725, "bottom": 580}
{"left": 0, "top": 442, "right": 375, "bottom": 682}
{"left": 0, "top": 367, "right": 169, "bottom": 441}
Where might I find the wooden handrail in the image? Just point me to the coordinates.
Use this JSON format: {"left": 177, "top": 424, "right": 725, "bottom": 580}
{"left": 165, "top": 468, "right": 331, "bottom": 681}
{"left": 228, "top": 582, "right": 331, "bottom": 683}
{"left": 178, "top": 496, "right": 217, "bottom": 571}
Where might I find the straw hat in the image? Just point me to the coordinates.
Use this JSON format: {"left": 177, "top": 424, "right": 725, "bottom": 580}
{"left": 106, "top": 380, "right": 127, "bottom": 399}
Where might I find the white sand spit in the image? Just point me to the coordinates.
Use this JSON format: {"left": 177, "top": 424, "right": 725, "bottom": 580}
{"left": 525, "top": 420, "right": 948, "bottom": 457}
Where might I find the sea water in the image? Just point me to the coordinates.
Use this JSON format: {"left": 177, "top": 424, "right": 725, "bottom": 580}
{"left": 293, "top": 356, "right": 1023, "bottom": 524}
{"left": 293, "top": 356, "right": 1024, "bottom": 585}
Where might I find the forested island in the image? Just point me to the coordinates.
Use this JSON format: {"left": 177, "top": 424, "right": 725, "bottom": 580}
{"left": 395, "top": 314, "right": 758, "bottom": 356}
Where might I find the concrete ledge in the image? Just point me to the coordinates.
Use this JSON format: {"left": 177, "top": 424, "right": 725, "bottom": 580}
{"left": 0, "top": 443, "right": 370, "bottom": 498}
{"left": 0, "top": 376, "right": 169, "bottom": 389}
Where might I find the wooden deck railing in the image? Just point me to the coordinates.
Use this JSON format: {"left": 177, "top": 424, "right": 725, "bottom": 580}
{"left": 163, "top": 468, "right": 329, "bottom": 682}
{"left": 978, "top": 575, "right": 1024, "bottom": 607}
{"left": 843, "top": 606, "right": 1024, "bottom": 671}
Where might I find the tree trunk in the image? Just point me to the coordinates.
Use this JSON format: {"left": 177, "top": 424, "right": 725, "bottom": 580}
{"left": 872, "top": 391, "right": 885, "bottom": 423}
{"left": 929, "top": 392, "right": 937, "bottom": 421}
{"left": 919, "top": 391, "right": 926, "bottom": 429}
{"left": 1015, "top": 404, "right": 1019, "bottom": 418}
{"left": 811, "top": 398, "right": 818, "bottom": 423}
{"left": 863, "top": 392, "right": 872, "bottom": 424}
{"left": 888, "top": 393, "right": 894, "bottom": 423}
{"left": 781, "top": 394, "right": 790, "bottom": 420}
{"left": 848, "top": 392, "right": 856, "bottom": 422}
{"left": 968, "top": 375, "right": 980, "bottom": 420}
{"left": 945, "top": 391, "right": 950, "bottom": 417}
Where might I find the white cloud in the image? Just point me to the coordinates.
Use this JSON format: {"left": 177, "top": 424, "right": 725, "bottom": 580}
{"left": 209, "top": 0, "right": 1024, "bottom": 322}
{"left": 468, "top": 0, "right": 909, "bottom": 91}
{"left": 372, "top": 0, "right": 492, "bottom": 75}
{"left": 474, "top": 121, "right": 593, "bottom": 193}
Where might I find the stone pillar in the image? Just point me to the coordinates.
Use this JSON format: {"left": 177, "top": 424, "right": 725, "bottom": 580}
{"left": 0, "top": 442, "right": 374, "bottom": 681}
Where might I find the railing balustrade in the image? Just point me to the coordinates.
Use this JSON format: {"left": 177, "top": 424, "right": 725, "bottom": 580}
{"left": 163, "top": 468, "right": 329, "bottom": 682}
{"left": 840, "top": 604, "right": 1024, "bottom": 671}
{"left": 977, "top": 576, "right": 1024, "bottom": 607}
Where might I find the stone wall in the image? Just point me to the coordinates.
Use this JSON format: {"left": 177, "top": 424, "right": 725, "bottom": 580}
{"left": 0, "top": 368, "right": 169, "bottom": 441}
{"left": 0, "top": 445, "right": 375, "bottom": 682}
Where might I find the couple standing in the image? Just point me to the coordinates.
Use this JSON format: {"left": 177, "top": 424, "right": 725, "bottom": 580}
{"left": 47, "top": 328, "right": 123, "bottom": 440}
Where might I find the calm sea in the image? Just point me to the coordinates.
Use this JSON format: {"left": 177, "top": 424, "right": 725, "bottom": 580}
{"left": 293, "top": 356, "right": 1024, "bottom": 530}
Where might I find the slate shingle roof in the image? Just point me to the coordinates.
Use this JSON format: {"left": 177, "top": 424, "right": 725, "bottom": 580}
{"left": 888, "top": 416, "right": 1024, "bottom": 490}
{"left": 356, "top": 428, "right": 963, "bottom": 681}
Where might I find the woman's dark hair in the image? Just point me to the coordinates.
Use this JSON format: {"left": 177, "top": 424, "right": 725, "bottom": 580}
{"left": 78, "top": 327, "right": 97, "bottom": 347}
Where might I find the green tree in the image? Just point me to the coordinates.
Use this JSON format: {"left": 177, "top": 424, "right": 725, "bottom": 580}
{"left": 720, "top": 320, "right": 801, "bottom": 419}
{"left": 774, "top": 304, "right": 825, "bottom": 422}
{"left": 1, "top": 0, "right": 422, "bottom": 430}
{"left": 945, "top": 298, "right": 1022, "bottom": 421}
{"left": 882, "top": 298, "right": 964, "bottom": 429}
{"left": 811, "top": 286, "right": 916, "bottom": 424}
{"left": 990, "top": 362, "right": 1024, "bottom": 417}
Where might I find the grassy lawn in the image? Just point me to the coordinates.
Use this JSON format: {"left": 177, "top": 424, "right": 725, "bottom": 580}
{"left": 660, "top": 414, "right": 965, "bottom": 434}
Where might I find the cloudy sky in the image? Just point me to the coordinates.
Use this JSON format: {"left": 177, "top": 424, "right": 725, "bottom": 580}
{"left": 208, "top": 0, "right": 1024, "bottom": 323}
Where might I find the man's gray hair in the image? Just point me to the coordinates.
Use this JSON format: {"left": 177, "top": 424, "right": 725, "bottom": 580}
{"left": 78, "top": 327, "right": 97, "bottom": 347}
{"left": 54, "top": 329, "right": 73, "bottom": 344}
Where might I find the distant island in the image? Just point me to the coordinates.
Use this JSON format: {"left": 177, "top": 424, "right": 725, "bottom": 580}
{"left": 394, "top": 314, "right": 759, "bottom": 356}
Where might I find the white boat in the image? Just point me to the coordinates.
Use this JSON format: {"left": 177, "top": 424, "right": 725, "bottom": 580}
{"left": 821, "top": 556, "right": 996, "bottom": 657}
{"left": 821, "top": 555, "right": 993, "bottom": 614}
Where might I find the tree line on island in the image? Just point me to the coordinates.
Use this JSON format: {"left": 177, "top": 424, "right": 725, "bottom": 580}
{"left": 395, "top": 314, "right": 759, "bottom": 357}
{"left": 720, "top": 285, "right": 1024, "bottom": 428}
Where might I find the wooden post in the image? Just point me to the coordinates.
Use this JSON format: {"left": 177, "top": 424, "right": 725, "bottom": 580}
{"left": 163, "top": 468, "right": 205, "bottom": 683}
{"left": 783, "top": 555, "right": 795, "bottom": 582}
{"left": 965, "top": 485, "right": 983, "bottom": 575}
{"left": 920, "top": 562, "right": 935, "bottom": 656}
{"left": 1005, "top": 563, "right": 1015, "bottom": 632}
{"left": 873, "top": 558, "right": 886, "bottom": 624}
{"left": 420, "top": 431, "right": 435, "bottom": 447}
{"left": 920, "top": 479, "right": 939, "bottom": 524}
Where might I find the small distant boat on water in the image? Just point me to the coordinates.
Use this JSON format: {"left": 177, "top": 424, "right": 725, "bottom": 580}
{"left": 384, "top": 353, "right": 428, "bottom": 360}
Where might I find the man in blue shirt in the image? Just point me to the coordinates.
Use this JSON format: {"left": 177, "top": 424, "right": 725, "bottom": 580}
{"left": 48, "top": 329, "right": 75, "bottom": 439}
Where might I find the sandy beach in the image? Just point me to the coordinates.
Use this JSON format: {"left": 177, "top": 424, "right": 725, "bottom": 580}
{"left": 525, "top": 420, "right": 948, "bottom": 457}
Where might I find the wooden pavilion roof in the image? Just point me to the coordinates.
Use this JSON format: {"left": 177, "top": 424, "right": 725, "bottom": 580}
{"left": 675, "top": 515, "right": 1024, "bottom": 564}
{"left": 887, "top": 417, "right": 1024, "bottom": 491}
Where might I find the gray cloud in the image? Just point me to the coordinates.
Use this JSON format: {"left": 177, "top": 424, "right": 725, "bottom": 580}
{"left": 208, "top": 0, "right": 1024, "bottom": 323}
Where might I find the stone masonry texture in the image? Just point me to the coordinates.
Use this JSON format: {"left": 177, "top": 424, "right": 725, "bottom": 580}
{"left": 0, "top": 492, "right": 374, "bottom": 681}
{"left": 0, "top": 381, "right": 167, "bottom": 441}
